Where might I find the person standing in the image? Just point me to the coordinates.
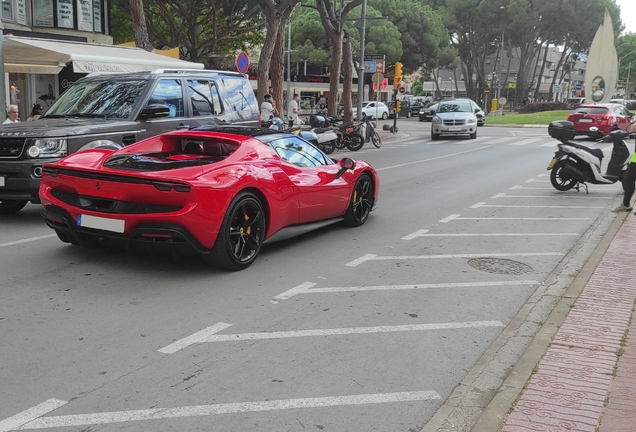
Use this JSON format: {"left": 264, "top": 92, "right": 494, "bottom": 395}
{"left": 3, "top": 105, "right": 19, "bottom": 124}
{"left": 260, "top": 94, "right": 283, "bottom": 128}
{"left": 288, "top": 94, "right": 301, "bottom": 125}
{"left": 26, "top": 104, "right": 43, "bottom": 121}
{"left": 612, "top": 121, "right": 636, "bottom": 212}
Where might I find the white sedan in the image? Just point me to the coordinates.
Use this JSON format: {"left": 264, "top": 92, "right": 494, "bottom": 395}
{"left": 359, "top": 101, "right": 389, "bottom": 119}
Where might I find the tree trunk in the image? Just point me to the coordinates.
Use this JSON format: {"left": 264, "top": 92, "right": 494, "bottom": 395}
{"left": 256, "top": 16, "right": 283, "bottom": 110}
{"left": 129, "top": 0, "right": 153, "bottom": 52}
{"left": 271, "top": 20, "right": 287, "bottom": 117}
{"left": 327, "top": 32, "right": 344, "bottom": 117}
{"left": 342, "top": 32, "right": 354, "bottom": 122}
{"left": 533, "top": 42, "right": 549, "bottom": 99}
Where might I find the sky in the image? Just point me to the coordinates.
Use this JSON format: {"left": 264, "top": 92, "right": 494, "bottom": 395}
{"left": 616, "top": 0, "right": 636, "bottom": 35}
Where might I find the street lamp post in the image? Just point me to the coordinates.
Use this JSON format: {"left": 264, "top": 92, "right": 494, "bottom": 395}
{"left": 356, "top": 0, "right": 367, "bottom": 120}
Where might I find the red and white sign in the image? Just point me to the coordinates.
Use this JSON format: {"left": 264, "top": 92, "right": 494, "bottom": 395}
{"left": 399, "top": 87, "right": 405, "bottom": 94}
{"left": 375, "top": 60, "right": 385, "bottom": 73}
{"left": 484, "top": 88, "right": 490, "bottom": 94}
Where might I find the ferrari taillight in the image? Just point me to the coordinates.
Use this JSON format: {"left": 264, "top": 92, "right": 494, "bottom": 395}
{"left": 151, "top": 181, "right": 191, "bottom": 193}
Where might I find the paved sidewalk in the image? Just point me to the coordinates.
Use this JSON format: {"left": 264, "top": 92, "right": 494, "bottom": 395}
{"left": 498, "top": 213, "right": 636, "bottom": 431}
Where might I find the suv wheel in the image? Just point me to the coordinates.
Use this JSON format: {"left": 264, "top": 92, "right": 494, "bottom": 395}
{"left": 0, "top": 199, "right": 28, "bottom": 214}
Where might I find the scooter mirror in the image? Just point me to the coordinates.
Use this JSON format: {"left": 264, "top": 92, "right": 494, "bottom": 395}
{"left": 630, "top": 116, "right": 636, "bottom": 124}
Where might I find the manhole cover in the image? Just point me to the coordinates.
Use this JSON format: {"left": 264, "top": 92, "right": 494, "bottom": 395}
{"left": 467, "top": 257, "right": 533, "bottom": 275}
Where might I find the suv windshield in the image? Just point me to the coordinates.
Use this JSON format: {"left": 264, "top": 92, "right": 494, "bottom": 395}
{"left": 438, "top": 102, "right": 472, "bottom": 113}
{"left": 44, "top": 79, "right": 148, "bottom": 120}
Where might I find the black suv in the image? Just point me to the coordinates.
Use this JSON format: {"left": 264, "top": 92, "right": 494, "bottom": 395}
{"left": 0, "top": 69, "right": 260, "bottom": 214}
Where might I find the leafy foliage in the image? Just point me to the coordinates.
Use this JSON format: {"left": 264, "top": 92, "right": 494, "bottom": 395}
{"left": 519, "top": 101, "right": 569, "bottom": 113}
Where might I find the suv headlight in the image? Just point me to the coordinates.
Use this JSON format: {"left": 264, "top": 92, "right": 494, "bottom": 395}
{"left": 26, "top": 138, "right": 68, "bottom": 158}
{"left": 432, "top": 116, "right": 442, "bottom": 124}
{"left": 466, "top": 116, "right": 477, "bottom": 125}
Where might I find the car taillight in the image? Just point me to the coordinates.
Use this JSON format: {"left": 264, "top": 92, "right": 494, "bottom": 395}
{"left": 567, "top": 114, "right": 572, "bottom": 120}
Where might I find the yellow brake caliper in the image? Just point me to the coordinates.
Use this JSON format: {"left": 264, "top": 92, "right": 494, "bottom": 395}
{"left": 353, "top": 190, "right": 358, "bottom": 213}
{"left": 245, "top": 213, "right": 251, "bottom": 234}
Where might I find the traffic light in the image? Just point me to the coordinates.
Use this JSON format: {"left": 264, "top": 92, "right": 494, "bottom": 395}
{"left": 395, "top": 101, "right": 401, "bottom": 112}
{"left": 393, "top": 62, "right": 403, "bottom": 89}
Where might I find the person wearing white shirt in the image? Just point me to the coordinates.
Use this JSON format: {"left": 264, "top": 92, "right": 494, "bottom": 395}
{"left": 3, "top": 105, "right": 19, "bottom": 124}
{"left": 288, "top": 94, "right": 301, "bottom": 125}
{"left": 260, "top": 94, "right": 283, "bottom": 128}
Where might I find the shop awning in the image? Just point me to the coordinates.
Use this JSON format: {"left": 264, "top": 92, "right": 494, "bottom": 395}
{"left": 3, "top": 36, "right": 205, "bottom": 74}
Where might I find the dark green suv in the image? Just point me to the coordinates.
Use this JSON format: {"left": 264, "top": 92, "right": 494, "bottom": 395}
{"left": 0, "top": 69, "right": 259, "bottom": 214}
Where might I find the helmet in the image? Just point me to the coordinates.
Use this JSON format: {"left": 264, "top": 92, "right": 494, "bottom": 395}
{"left": 310, "top": 114, "right": 326, "bottom": 128}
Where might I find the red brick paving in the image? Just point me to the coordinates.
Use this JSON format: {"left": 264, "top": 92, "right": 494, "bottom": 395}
{"left": 500, "top": 215, "right": 636, "bottom": 432}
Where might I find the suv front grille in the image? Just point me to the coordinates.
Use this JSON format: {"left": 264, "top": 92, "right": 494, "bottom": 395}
{"left": 443, "top": 119, "right": 465, "bottom": 126}
{"left": 0, "top": 138, "right": 26, "bottom": 158}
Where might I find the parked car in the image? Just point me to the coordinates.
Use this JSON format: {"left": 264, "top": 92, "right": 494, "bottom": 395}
{"left": 566, "top": 103, "right": 633, "bottom": 137}
{"left": 565, "top": 97, "right": 586, "bottom": 108}
{"left": 419, "top": 103, "right": 439, "bottom": 122}
{"left": 39, "top": 126, "right": 380, "bottom": 270}
{"left": 409, "top": 101, "right": 427, "bottom": 115}
{"left": 453, "top": 98, "right": 485, "bottom": 126}
{"left": 387, "top": 101, "right": 412, "bottom": 118}
{"left": 358, "top": 101, "right": 390, "bottom": 119}
{"left": 431, "top": 100, "right": 478, "bottom": 140}
{"left": 609, "top": 98, "right": 628, "bottom": 106}
{"left": 0, "top": 69, "right": 260, "bottom": 214}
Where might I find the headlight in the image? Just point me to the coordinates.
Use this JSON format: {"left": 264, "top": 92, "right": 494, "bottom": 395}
{"left": 466, "top": 116, "right": 477, "bottom": 125}
{"left": 26, "top": 138, "right": 67, "bottom": 158}
{"left": 419, "top": 110, "right": 425, "bottom": 114}
{"left": 432, "top": 117, "right": 442, "bottom": 124}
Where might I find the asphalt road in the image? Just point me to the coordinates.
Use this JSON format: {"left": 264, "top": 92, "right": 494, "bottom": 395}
{"left": 0, "top": 119, "right": 623, "bottom": 431}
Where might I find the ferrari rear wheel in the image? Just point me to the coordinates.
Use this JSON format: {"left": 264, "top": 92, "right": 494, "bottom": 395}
{"left": 205, "top": 192, "right": 266, "bottom": 270}
{"left": 0, "top": 199, "right": 28, "bottom": 214}
{"left": 344, "top": 173, "right": 373, "bottom": 227}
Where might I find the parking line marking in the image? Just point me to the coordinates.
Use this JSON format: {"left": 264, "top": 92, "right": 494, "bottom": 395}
{"left": 376, "top": 146, "right": 491, "bottom": 171}
{"left": 401, "top": 229, "right": 429, "bottom": 240}
{"left": 407, "top": 232, "right": 579, "bottom": 237}
{"left": 484, "top": 137, "right": 513, "bottom": 145}
{"left": 0, "top": 399, "right": 67, "bottom": 432}
{"left": 509, "top": 185, "right": 555, "bottom": 190}
{"left": 524, "top": 179, "right": 549, "bottom": 183}
{"left": 492, "top": 193, "right": 612, "bottom": 200}
{"left": 158, "top": 322, "right": 233, "bottom": 354}
{"left": 509, "top": 138, "right": 544, "bottom": 146}
{"left": 0, "top": 234, "right": 57, "bottom": 249}
{"left": 439, "top": 214, "right": 592, "bottom": 223}
{"left": 470, "top": 202, "right": 605, "bottom": 209}
{"left": 346, "top": 252, "right": 563, "bottom": 266}
{"left": 6, "top": 392, "right": 441, "bottom": 430}
{"left": 274, "top": 280, "right": 539, "bottom": 300}
{"left": 273, "top": 282, "right": 318, "bottom": 300}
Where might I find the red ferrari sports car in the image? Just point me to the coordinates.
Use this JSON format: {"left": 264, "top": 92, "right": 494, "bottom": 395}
{"left": 39, "top": 126, "right": 380, "bottom": 270}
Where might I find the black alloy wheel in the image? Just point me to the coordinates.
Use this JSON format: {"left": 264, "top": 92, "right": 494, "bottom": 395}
{"left": 344, "top": 173, "right": 373, "bottom": 227}
{"left": 344, "top": 134, "right": 364, "bottom": 151}
{"left": 205, "top": 192, "right": 266, "bottom": 270}
{"left": 550, "top": 161, "right": 577, "bottom": 191}
{"left": 0, "top": 199, "right": 28, "bottom": 214}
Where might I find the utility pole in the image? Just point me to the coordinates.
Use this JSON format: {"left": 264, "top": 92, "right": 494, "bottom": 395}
{"left": 286, "top": 22, "right": 292, "bottom": 118}
{"left": 0, "top": 19, "right": 6, "bottom": 121}
{"left": 356, "top": 0, "right": 367, "bottom": 120}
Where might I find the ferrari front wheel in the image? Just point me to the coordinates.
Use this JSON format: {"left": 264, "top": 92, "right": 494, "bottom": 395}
{"left": 344, "top": 173, "right": 373, "bottom": 227}
{"left": 205, "top": 192, "right": 266, "bottom": 270}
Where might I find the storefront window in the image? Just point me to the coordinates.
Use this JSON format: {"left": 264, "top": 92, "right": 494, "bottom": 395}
{"left": 56, "top": 0, "right": 74, "bottom": 28}
{"left": 2, "top": 0, "right": 13, "bottom": 20}
{"left": 92, "top": 0, "right": 101, "bottom": 32}
{"left": 16, "top": 0, "right": 26, "bottom": 24}
{"left": 76, "top": 0, "right": 92, "bottom": 31}
{"left": 32, "top": 0, "right": 54, "bottom": 26}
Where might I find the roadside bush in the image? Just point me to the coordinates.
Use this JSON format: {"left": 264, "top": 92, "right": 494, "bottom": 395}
{"left": 520, "top": 102, "right": 569, "bottom": 113}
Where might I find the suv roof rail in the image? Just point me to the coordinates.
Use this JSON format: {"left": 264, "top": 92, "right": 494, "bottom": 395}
{"left": 150, "top": 68, "right": 242, "bottom": 75}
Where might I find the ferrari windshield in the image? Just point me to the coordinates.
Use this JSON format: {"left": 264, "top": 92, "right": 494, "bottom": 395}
{"left": 44, "top": 79, "right": 148, "bottom": 120}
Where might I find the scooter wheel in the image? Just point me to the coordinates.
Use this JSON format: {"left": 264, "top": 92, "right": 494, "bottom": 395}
{"left": 550, "top": 160, "right": 577, "bottom": 191}
{"left": 371, "top": 132, "right": 382, "bottom": 148}
{"left": 321, "top": 141, "right": 336, "bottom": 154}
{"left": 345, "top": 134, "right": 364, "bottom": 151}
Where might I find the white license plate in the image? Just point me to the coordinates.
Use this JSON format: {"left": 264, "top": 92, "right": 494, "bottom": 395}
{"left": 0, "top": 176, "right": 4, "bottom": 187}
{"left": 77, "top": 214, "right": 125, "bottom": 233}
{"left": 578, "top": 119, "right": 592, "bottom": 123}
{"left": 448, "top": 127, "right": 461, "bottom": 132}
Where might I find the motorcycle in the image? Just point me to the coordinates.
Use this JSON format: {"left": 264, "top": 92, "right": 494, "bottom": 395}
{"left": 360, "top": 114, "right": 382, "bottom": 148}
{"left": 308, "top": 114, "right": 342, "bottom": 154}
{"left": 547, "top": 120, "right": 634, "bottom": 193}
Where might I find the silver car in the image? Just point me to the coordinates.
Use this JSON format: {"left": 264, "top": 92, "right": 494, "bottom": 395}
{"left": 431, "top": 100, "right": 478, "bottom": 140}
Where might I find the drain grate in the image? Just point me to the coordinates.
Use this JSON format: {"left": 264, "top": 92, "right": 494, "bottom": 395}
{"left": 467, "top": 257, "right": 533, "bottom": 275}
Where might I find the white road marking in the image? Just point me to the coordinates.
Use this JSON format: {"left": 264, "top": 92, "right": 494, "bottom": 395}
{"left": 540, "top": 142, "right": 558, "bottom": 147}
{"left": 509, "top": 185, "right": 554, "bottom": 190}
{"left": 186, "top": 321, "right": 505, "bottom": 345}
{"left": 484, "top": 137, "right": 514, "bottom": 145}
{"left": 524, "top": 179, "right": 549, "bottom": 183}
{"left": 492, "top": 193, "right": 612, "bottom": 200}
{"left": 0, "top": 399, "right": 67, "bottom": 432}
{"left": 273, "top": 282, "right": 318, "bottom": 300}
{"left": 0, "top": 234, "right": 57, "bottom": 249}
{"left": 274, "top": 280, "right": 539, "bottom": 300}
{"left": 7, "top": 392, "right": 441, "bottom": 430}
{"left": 470, "top": 202, "right": 604, "bottom": 209}
{"left": 401, "top": 229, "right": 429, "bottom": 240}
{"left": 157, "top": 322, "right": 233, "bottom": 354}
{"left": 408, "top": 232, "right": 579, "bottom": 237}
{"left": 509, "top": 138, "right": 544, "bottom": 146}
{"left": 439, "top": 214, "right": 592, "bottom": 223}
{"left": 376, "top": 146, "right": 491, "bottom": 171}
{"left": 346, "top": 252, "right": 563, "bottom": 267}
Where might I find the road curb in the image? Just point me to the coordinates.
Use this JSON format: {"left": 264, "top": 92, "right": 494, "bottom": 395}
{"left": 420, "top": 197, "right": 624, "bottom": 432}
